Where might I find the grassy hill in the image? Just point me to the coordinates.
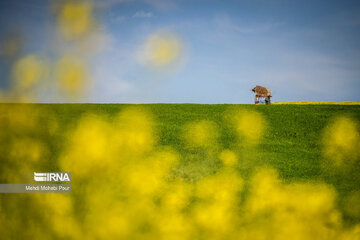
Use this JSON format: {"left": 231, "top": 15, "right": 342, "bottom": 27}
{"left": 1, "top": 103, "right": 360, "bottom": 239}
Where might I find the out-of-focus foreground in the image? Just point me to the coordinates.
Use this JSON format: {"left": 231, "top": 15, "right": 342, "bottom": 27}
{"left": 0, "top": 103, "right": 359, "bottom": 239}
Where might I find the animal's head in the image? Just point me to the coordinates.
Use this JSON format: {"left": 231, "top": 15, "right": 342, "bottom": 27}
{"left": 252, "top": 87, "right": 256, "bottom": 92}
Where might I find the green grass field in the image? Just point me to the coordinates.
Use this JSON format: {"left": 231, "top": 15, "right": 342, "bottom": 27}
{"left": 45, "top": 103, "right": 360, "bottom": 183}
{"left": 1, "top": 103, "right": 360, "bottom": 239}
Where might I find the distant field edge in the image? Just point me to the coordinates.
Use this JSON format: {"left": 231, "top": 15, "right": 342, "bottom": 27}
{"left": 0, "top": 102, "right": 359, "bottom": 105}
{"left": 272, "top": 101, "right": 360, "bottom": 105}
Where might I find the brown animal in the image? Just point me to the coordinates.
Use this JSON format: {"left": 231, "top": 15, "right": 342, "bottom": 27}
{"left": 252, "top": 85, "right": 272, "bottom": 104}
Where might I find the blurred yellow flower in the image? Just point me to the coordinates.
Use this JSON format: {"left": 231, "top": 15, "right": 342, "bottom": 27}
{"left": 60, "top": 114, "right": 110, "bottom": 176}
{"left": 161, "top": 182, "right": 192, "bottom": 212}
{"left": 113, "top": 107, "right": 156, "bottom": 155}
{"left": 219, "top": 149, "right": 238, "bottom": 167}
{"left": 142, "top": 32, "right": 182, "bottom": 67}
{"left": 322, "top": 116, "right": 360, "bottom": 166}
{"left": 233, "top": 110, "right": 266, "bottom": 144}
{"left": 55, "top": 55, "right": 88, "bottom": 96}
{"left": 57, "top": 1, "right": 95, "bottom": 40}
{"left": 244, "top": 168, "right": 342, "bottom": 240}
{"left": 12, "top": 55, "right": 45, "bottom": 90}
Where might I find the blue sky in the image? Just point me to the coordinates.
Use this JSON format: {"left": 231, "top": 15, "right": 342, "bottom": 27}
{"left": 0, "top": 0, "right": 360, "bottom": 103}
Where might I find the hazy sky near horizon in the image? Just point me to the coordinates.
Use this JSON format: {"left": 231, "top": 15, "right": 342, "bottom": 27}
{"left": 0, "top": 0, "right": 360, "bottom": 103}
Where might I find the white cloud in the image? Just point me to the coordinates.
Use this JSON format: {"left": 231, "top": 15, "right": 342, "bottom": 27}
{"left": 133, "top": 10, "right": 154, "bottom": 18}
